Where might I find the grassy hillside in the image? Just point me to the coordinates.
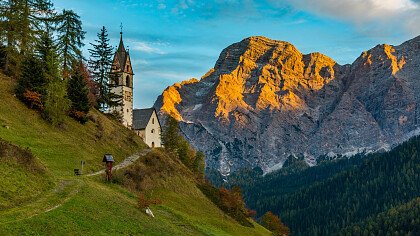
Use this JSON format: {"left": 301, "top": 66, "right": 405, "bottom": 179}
{"left": 0, "top": 139, "right": 53, "bottom": 210}
{"left": 0, "top": 74, "right": 270, "bottom": 235}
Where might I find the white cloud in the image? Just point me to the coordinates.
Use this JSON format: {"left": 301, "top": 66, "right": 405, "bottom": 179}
{"left": 131, "top": 59, "right": 149, "bottom": 66}
{"left": 129, "top": 41, "right": 166, "bottom": 55}
{"left": 283, "top": 0, "right": 420, "bottom": 36}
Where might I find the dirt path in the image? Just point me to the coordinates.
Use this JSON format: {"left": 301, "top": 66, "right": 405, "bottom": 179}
{"left": 0, "top": 149, "right": 151, "bottom": 224}
{"left": 87, "top": 148, "right": 151, "bottom": 176}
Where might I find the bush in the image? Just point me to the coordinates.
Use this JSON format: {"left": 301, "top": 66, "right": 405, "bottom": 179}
{"left": 22, "top": 89, "right": 44, "bottom": 110}
{"left": 260, "top": 211, "right": 290, "bottom": 236}
{"left": 137, "top": 193, "right": 162, "bottom": 209}
{"left": 198, "top": 181, "right": 254, "bottom": 227}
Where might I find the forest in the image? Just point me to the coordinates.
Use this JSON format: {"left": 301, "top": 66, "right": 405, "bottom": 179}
{"left": 0, "top": 0, "right": 123, "bottom": 125}
{"left": 221, "top": 137, "right": 420, "bottom": 235}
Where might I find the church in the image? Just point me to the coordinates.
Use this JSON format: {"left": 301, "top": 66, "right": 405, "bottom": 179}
{"left": 110, "top": 30, "right": 162, "bottom": 148}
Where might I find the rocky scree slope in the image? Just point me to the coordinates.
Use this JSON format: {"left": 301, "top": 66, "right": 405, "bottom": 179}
{"left": 154, "top": 36, "right": 420, "bottom": 175}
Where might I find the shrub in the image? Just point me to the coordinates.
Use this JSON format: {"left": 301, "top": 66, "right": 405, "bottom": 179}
{"left": 22, "top": 89, "right": 44, "bottom": 110}
{"left": 69, "top": 110, "right": 88, "bottom": 123}
{"left": 260, "top": 211, "right": 290, "bottom": 236}
{"left": 137, "top": 193, "right": 162, "bottom": 209}
{"left": 198, "top": 181, "right": 254, "bottom": 227}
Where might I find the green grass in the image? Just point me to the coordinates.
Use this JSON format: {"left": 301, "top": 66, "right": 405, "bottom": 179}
{"left": 0, "top": 74, "right": 271, "bottom": 235}
{"left": 0, "top": 74, "right": 146, "bottom": 177}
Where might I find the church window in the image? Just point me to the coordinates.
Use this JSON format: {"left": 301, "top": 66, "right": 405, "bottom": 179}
{"left": 126, "top": 65, "right": 129, "bottom": 71}
{"left": 152, "top": 118, "right": 154, "bottom": 124}
{"left": 151, "top": 129, "right": 155, "bottom": 134}
{"left": 126, "top": 75, "right": 130, "bottom": 86}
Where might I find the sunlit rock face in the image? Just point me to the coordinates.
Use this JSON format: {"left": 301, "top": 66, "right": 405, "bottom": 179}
{"left": 154, "top": 35, "right": 420, "bottom": 175}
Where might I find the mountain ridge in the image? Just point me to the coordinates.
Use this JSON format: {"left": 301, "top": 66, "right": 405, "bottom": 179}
{"left": 154, "top": 35, "right": 420, "bottom": 175}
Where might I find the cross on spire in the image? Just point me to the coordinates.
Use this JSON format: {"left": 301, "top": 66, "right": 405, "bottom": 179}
{"left": 120, "top": 23, "right": 123, "bottom": 35}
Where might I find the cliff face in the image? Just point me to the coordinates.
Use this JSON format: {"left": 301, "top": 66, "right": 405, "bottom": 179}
{"left": 154, "top": 35, "right": 420, "bottom": 175}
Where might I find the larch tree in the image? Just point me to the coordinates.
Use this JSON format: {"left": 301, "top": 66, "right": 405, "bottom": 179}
{"left": 56, "top": 9, "right": 85, "bottom": 78}
{"left": 0, "top": 0, "right": 55, "bottom": 76}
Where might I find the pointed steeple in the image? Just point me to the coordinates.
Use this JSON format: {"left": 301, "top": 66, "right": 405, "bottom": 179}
{"left": 113, "top": 24, "right": 130, "bottom": 73}
{"left": 117, "top": 26, "right": 126, "bottom": 54}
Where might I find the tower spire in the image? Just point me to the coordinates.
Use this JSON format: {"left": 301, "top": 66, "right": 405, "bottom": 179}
{"left": 117, "top": 23, "right": 125, "bottom": 53}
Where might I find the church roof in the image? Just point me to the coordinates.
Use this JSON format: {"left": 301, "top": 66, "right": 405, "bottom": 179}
{"left": 133, "top": 108, "right": 159, "bottom": 130}
{"left": 113, "top": 32, "right": 130, "bottom": 71}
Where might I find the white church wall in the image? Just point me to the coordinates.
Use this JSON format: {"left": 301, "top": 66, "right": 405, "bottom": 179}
{"left": 144, "top": 111, "right": 162, "bottom": 148}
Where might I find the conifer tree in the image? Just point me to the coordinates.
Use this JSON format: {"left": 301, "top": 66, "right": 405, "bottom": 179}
{"left": 0, "top": 0, "right": 55, "bottom": 75}
{"left": 88, "top": 26, "right": 116, "bottom": 111}
{"left": 16, "top": 53, "right": 46, "bottom": 110}
{"left": 67, "top": 61, "right": 90, "bottom": 123}
{"left": 56, "top": 9, "right": 85, "bottom": 77}
{"left": 192, "top": 151, "right": 205, "bottom": 177}
{"left": 37, "top": 27, "right": 69, "bottom": 125}
{"left": 161, "top": 115, "right": 181, "bottom": 152}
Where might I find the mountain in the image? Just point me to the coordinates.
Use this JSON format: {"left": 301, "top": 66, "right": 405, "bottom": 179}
{"left": 0, "top": 74, "right": 270, "bottom": 235}
{"left": 154, "top": 35, "right": 420, "bottom": 176}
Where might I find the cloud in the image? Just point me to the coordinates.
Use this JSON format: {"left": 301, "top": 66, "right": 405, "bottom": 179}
{"left": 280, "top": 0, "right": 420, "bottom": 36}
{"left": 129, "top": 40, "right": 166, "bottom": 54}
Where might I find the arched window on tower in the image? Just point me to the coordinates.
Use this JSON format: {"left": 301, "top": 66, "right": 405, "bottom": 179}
{"left": 126, "top": 75, "right": 130, "bottom": 87}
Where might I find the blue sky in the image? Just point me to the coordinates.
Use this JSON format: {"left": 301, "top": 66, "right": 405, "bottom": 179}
{"left": 53, "top": 0, "right": 420, "bottom": 108}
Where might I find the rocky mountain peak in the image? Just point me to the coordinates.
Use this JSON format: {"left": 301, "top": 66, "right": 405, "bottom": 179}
{"left": 155, "top": 35, "right": 420, "bottom": 176}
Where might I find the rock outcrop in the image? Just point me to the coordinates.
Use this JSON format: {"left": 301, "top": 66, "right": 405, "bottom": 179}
{"left": 154, "top": 35, "right": 420, "bottom": 175}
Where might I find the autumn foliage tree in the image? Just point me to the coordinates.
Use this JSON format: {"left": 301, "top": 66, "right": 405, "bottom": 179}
{"left": 260, "top": 211, "right": 290, "bottom": 236}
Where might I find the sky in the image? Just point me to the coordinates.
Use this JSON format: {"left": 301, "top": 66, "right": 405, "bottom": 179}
{"left": 53, "top": 0, "right": 420, "bottom": 109}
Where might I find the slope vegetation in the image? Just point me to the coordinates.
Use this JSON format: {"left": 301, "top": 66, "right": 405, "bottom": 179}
{"left": 236, "top": 136, "right": 420, "bottom": 235}
{"left": 0, "top": 73, "right": 270, "bottom": 235}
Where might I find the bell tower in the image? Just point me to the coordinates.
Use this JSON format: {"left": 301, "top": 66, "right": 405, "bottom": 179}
{"left": 110, "top": 29, "right": 134, "bottom": 128}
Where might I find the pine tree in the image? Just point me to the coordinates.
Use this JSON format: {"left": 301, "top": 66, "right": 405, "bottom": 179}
{"left": 88, "top": 26, "right": 115, "bottom": 111}
{"left": 67, "top": 61, "right": 90, "bottom": 123}
{"left": 37, "top": 26, "right": 69, "bottom": 125}
{"left": 161, "top": 115, "right": 181, "bottom": 152}
{"left": 56, "top": 9, "right": 85, "bottom": 77}
{"left": 15, "top": 53, "right": 46, "bottom": 110}
{"left": 192, "top": 151, "right": 206, "bottom": 177}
